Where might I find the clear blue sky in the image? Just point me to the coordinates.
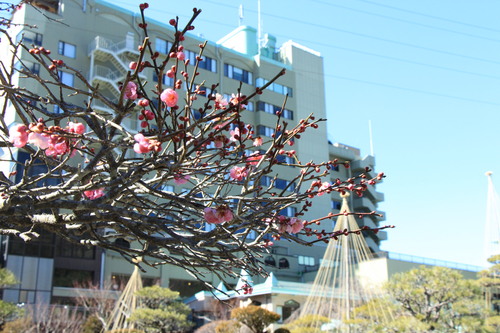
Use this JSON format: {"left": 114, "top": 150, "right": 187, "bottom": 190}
{"left": 110, "top": 0, "right": 500, "bottom": 268}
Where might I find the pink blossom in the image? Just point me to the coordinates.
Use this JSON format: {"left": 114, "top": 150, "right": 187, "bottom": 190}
{"left": 45, "top": 136, "right": 69, "bottom": 157}
{"left": 213, "top": 135, "right": 226, "bottom": 148}
{"left": 174, "top": 174, "right": 190, "bottom": 185}
{"left": 317, "top": 182, "right": 330, "bottom": 196}
{"left": 253, "top": 137, "right": 263, "bottom": 147}
{"left": 288, "top": 217, "right": 305, "bottom": 234}
{"left": 229, "top": 166, "right": 247, "bottom": 181}
{"left": 229, "top": 93, "right": 246, "bottom": 110}
{"left": 160, "top": 88, "right": 178, "bottom": 107}
{"left": 84, "top": 188, "right": 105, "bottom": 200}
{"left": 214, "top": 93, "right": 228, "bottom": 110}
{"left": 276, "top": 215, "right": 304, "bottom": 234}
{"left": 67, "top": 122, "right": 85, "bottom": 135}
{"left": 133, "top": 133, "right": 161, "bottom": 154}
{"left": 9, "top": 124, "right": 28, "bottom": 148}
{"left": 28, "top": 132, "right": 50, "bottom": 149}
{"left": 204, "top": 206, "right": 233, "bottom": 224}
{"left": 129, "top": 62, "right": 138, "bottom": 70}
{"left": 123, "top": 81, "right": 138, "bottom": 100}
{"left": 176, "top": 51, "right": 185, "bottom": 61}
{"left": 138, "top": 99, "right": 150, "bottom": 107}
{"left": 229, "top": 127, "right": 240, "bottom": 142}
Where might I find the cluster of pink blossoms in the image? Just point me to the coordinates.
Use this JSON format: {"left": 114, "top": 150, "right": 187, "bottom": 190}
{"left": 133, "top": 133, "right": 161, "bottom": 154}
{"left": 229, "top": 166, "right": 248, "bottom": 181}
{"left": 123, "top": 81, "right": 138, "bottom": 100}
{"left": 204, "top": 205, "right": 234, "bottom": 224}
{"left": 83, "top": 188, "right": 105, "bottom": 200}
{"left": 275, "top": 215, "right": 305, "bottom": 234}
{"left": 9, "top": 121, "right": 85, "bottom": 157}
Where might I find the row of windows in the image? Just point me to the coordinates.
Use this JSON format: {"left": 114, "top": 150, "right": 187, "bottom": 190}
{"left": 16, "top": 31, "right": 76, "bottom": 59}
{"left": 155, "top": 38, "right": 217, "bottom": 73}
{"left": 224, "top": 64, "right": 253, "bottom": 85}
{"left": 298, "top": 255, "right": 315, "bottom": 266}
{"left": 260, "top": 175, "right": 296, "bottom": 191}
{"left": 256, "top": 77, "right": 293, "bottom": 97}
{"left": 265, "top": 255, "right": 316, "bottom": 267}
{"left": 257, "top": 125, "right": 275, "bottom": 137}
{"left": 257, "top": 101, "right": 293, "bottom": 120}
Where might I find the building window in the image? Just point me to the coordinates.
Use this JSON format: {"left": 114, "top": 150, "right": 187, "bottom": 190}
{"left": 153, "top": 72, "right": 174, "bottom": 87}
{"left": 8, "top": 231, "right": 54, "bottom": 258}
{"left": 57, "top": 238, "right": 95, "bottom": 259}
{"left": 53, "top": 269, "right": 94, "bottom": 287}
{"left": 279, "top": 258, "right": 290, "bottom": 269}
{"left": 224, "top": 64, "right": 252, "bottom": 85}
{"left": 184, "top": 50, "right": 217, "bottom": 72}
{"left": 331, "top": 200, "right": 341, "bottom": 210}
{"left": 276, "top": 154, "right": 294, "bottom": 165}
{"left": 156, "top": 37, "right": 174, "bottom": 54}
{"left": 14, "top": 61, "right": 40, "bottom": 75}
{"left": 58, "top": 41, "right": 76, "bottom": 58}
{"left": 265, "top": 256, "right": 276, "bottom": 266}
{"left": 170, "top": 279, "right": 206, "bottom": 298}
{"left": 16, "top": 31, "right": 43, "bottom": 46}
{"left": 58, "top": 71, "right": 74, "bottom": 87}
{"left": 280, "top": 206, "right": 297, "bottom": 217}
{"left": 261, "top": 176, "right": 295, "bottom": 191}
{"left": 257, "top": 101, "right": 293, "bottom": 119}
{"left": 282, "top": 300, "right": 300, "bottom": 321}
{"left": 298, "top": 255, "right": 315, "bottom": 266}
{"left": 257, "top": 125, "right": 275, "bottom": 137}
{"left": 256, "top": 77, "right": 293, "bottom": 97}
{"left": 111, "top": 274, "right": 156, "bottom": 290}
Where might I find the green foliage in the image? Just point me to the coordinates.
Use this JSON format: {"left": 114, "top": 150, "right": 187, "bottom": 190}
{"left": 231, "top": 305, "right": 280, "bottom": 333}
{"left": 0, "top": 269, "right": 17, "bottom": 289}
{"left": 0, "top": 317, "right": 32, "bottom": 332}
{"left": 283, "top": 314, "right": 330, "bottom": 333}
{"left": 0, "top": 300, "right": 23, "bottom": 328}
{"left": 193, "top": 321, "right": 219, "bottom": 333}
{"left": 106, "top": 329, "right": 145, "bottom": 333}
{"left": 129, "top": 286, "right": 193, "bottom": 333}
{"left": 215, "top": 319, "right": 241, "bottom": 333}
{"left": 484, "top": 315, "right": 500, "bottom": 333}
{"left": 135, "top": 285, "right": 181, "bottom": 309}
{"left": 348, "top": 266, "right": 489, "bottom": 332}
{"left": 346, "top": 297, "right": 402, "bottom": 332}
{"left": 82, "top": 314, "right": 104, "bottom": 333}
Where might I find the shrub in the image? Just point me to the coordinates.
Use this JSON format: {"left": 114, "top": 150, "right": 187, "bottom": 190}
{"left": 231, "top": 306, "right": 280, "bottom": 333}
{"left": 82, "top": 314, "right": 104, "bottom": 333}
{"left": 215, "top": 320, "right": 241, "bottom": 333}
{"left": 274, "top": 328, "right": 291, "bottom": 333}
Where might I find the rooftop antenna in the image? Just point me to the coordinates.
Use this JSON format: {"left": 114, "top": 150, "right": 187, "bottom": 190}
{"left": 238, "top": 4, "right": 244, "bottom": 26}
{"left": 368, "top": 120, "right": 375, "bottom": 156}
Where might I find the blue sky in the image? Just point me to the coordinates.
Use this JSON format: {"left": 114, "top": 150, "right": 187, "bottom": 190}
{"left": 111, "top": 0, "right": 500, "bottom": 268}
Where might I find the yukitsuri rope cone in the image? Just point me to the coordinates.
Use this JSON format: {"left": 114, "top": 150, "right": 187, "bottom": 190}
{"left": 298, "top": 193, "right": 394, "bottom": 332}
{"left": 106, "top": 257, "right": 144, "bottom": 331}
